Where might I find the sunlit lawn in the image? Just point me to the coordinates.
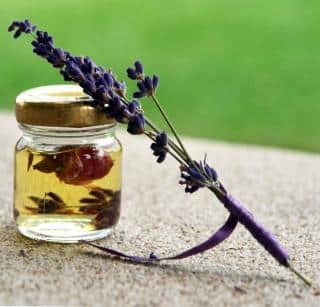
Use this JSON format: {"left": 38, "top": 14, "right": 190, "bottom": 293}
{"left": 1, "top": 0, "right": 320, "bottom": 152}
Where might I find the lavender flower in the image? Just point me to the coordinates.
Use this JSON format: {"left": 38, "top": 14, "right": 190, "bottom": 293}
{"left": 103, "top": 95, "right": 122, "bottom": 118}
{"left": 127, "top": 60, "right": 159, "bottom": 97}
{"left": 180, "top": 160, "right": 218, "bottom": 193}
{"left": 8, "top": 20, "right": 145, "bottom": 135}
{"left": 8, "top": 19, "right": 36, "bottom": 38}
{"left": 127, "top": 113, "right": 145, "bottom": 135}
{"left": 113, "top": 79, "right": 126, "bottom": 97}
{"left": 9, "top": 20, "right": 311, "bottom": 286}
{"left": 127, "top": 61, "right": 144, "bottom": 80}
{"left": 151, "top": 132, "right": 168, "bottom": 163}
{"left": 133, "top": 75, "right": 159, "bottom": 98}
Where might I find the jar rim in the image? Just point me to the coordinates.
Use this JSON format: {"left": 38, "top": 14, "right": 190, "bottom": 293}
{"left": 15, "top": 84, "right": 115, "bottom": 128}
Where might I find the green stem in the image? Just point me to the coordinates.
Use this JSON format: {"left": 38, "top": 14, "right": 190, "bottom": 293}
{"left": 122, "top": 94, "right": 202, "bottom": 176}
{"left": 167, "top": 138, "right": 188, "bottom": 161}
{"left": 121, "top": 96, "right": 189, "bottom": 162}
{"left": 288, "top": 263, "right": 312, "bottom": 286}
{"left": 150, "top": 94, "right": 192, "bottom": 162}
{"left": 150, "top": 94, "right": 207, "bottom": 177}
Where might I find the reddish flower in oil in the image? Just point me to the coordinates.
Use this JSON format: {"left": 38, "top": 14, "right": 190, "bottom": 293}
{"left": 33, "top": 146, "right": 114, "bottom": 185}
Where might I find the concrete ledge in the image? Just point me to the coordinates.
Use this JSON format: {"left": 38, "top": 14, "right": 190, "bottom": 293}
{"left": 0, "top": 113, "right": 319, "bottom": 306}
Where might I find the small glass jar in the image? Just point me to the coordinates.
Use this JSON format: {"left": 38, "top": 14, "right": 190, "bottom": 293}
{"left": 14, "top": 85, "right": 122, "bottom": 243}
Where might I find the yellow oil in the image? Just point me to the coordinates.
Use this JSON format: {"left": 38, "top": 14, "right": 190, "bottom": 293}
{"left": 14, "top": 145, "right": 122, "bottom": 242}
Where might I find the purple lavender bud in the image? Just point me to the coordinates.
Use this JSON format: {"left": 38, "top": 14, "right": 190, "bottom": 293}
{"left": 82, "top": 77, "right": 96, "bottom": 96}
{"left": 113, "top": 80, "right": 126, "bottom": 97}
{"left": 64, "top": 61, "right": 85, "bottom": 81}
{"left": 137, "top": 81, "right": 147, "bottom": 92}
{"left": 13, "top": 29, "right": 23, "bottom": 39}
{"left": 184, "top": 184, "right": 199, "bottom": 193}
{"left": 158, "top": 132, "right": 167, "bottom": 146}
{"left": 47, "top": 48, "right": 66, "bottom": 67}
{"left": 115, "top": 106, "right": 131, "bottom": 123}
{"left": 204, "top": 163, "right": 218, "bottom": 181}
{"left": 189, "top": 167, "right": 205, "bottom": 181}
{"left": 60, "top": 70, "right": 72, "bottom": 81}
{"left": 54, "top": 48, "right": 65, "bottom": 59}
{"left": 33, "top": 43, "right": 49, "bottom": 57}
{"left": 150, "top": 132, "right": 168, "bottom": 163}
{"left": 152, "top": 75, "right": 159, "bottom": 89}
{"left": 96, "top": 84, "right": 107, "bottom": 95}
{"left": 96, "top": 76, "right": 106, "bottom": 88}
{"left": 118, "top": 87, "right": 126, "bottom": 97}
{"left": 112, "top": 105, "right": 125, "bottom": 123}
{"left": 80, "top": 56, "right": 94, "bottom": 74}
{"left": 8, "top": 20, "right": 37, "bottom": 38}
{"left": 157, "top": 153, "right": 166, "bottom": 163}
{"left": 93, "top": 85, "right": 110, "bottom": 102}
{"left": 151, "top": 143, "right": 161, "bottom": 153}
{"left": 180, "top": 160, "right": 218, "bottom": 193}
{"left": 127, "top": 100, "right": 141, "bottom": 113}
{"left": 133, "top": 91, "right": 145, "bottom": 99}
{"left": 36, "top": 31, "right": 53, "bottom": 45}
{"left": 113, "top": 80, "right": 122, "bottom": 89}
{"left": 127, "top": 113, "right": 145, "bottom": 134}
{"left": 111, "top": 95, "right": 122, "bottom": 108}
{"left": 8, "top": 21, "right": 19, "bottom": 32}
{"left": 72, "top": 56, "right": 82, "bottom": 67}
{"left": 23, "top": 19, "right": 32, "bottom": 33}
{"left": 103, "top": 72, "right": 113, "bottom": 87}
{"left": 104, "top": 95, "right": 128, "bottom": 123}
{"left": 134, "top": 61, "right": 144, "bottom": 74}
{"left": 144, "top": 76, "right": 153, "bottom": 91}
{"left": 127, "top": 67, "right": 137, "bottom": 80}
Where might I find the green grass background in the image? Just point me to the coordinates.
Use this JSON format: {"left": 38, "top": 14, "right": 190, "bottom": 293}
{"left": 1, "top": 0, "right": 320, "bottom": 152}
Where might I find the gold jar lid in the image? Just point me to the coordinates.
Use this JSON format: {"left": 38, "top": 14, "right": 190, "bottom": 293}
{"left": 15, "top": 85, "right": 115, "bottom": 127}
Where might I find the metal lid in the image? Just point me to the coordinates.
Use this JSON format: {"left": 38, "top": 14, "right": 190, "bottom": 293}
{"left": 15, "top": 85, "right": 115, "bottom": 127}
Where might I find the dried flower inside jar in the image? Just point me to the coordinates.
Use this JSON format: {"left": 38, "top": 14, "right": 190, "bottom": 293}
{"left": 14, "top": 85, "right": 122, "bottom": 243}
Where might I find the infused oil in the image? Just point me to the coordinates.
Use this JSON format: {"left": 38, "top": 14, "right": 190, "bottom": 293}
{"left": 14, "top": 144, "right": 122, "bottom": 242}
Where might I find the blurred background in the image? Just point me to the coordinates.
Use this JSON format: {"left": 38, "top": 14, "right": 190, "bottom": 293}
{"left": 1, "top": 0, "right": 319, "bottom": 152}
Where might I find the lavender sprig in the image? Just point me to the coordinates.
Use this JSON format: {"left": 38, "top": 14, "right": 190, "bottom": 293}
{"left": 150, "top": 132, "right": 168, "bottom": 163}
{"left": 8, "top": 20, "right": 144, "bottom": 136}
{"left": 9, "top": 20, "right": 312, "bottom": 286}
{"left": 127, "top": 61, "right": 159, "bottom": 97}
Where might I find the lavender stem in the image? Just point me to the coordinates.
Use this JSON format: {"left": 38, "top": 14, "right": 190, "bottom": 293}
{"left": 210, "top": 186, "right": 312, "bottom": 286}
{"left": 121, "top": 96, "right": 189, "bottom": 161}
{"left": 150, "top": 94, "right": 192, "bottom": 163}
{"left": 288, "top": 264, "right": 312, "bottom": 286}
{"left": 150, "top": 94, "right": 204, "bottom": 176}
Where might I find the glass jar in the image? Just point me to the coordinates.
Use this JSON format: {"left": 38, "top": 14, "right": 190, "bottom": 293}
{"left": 14, "top": 85, "right": 122, "bottom": 243}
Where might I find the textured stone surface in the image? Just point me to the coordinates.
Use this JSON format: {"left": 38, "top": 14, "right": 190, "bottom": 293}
{"left": 0, "top": 113, "right": 319, "bottom": 306}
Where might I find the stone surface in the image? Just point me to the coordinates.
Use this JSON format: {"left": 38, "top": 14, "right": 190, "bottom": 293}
{"left": 0, "top": 113, "right": 319, "bottom": 306}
